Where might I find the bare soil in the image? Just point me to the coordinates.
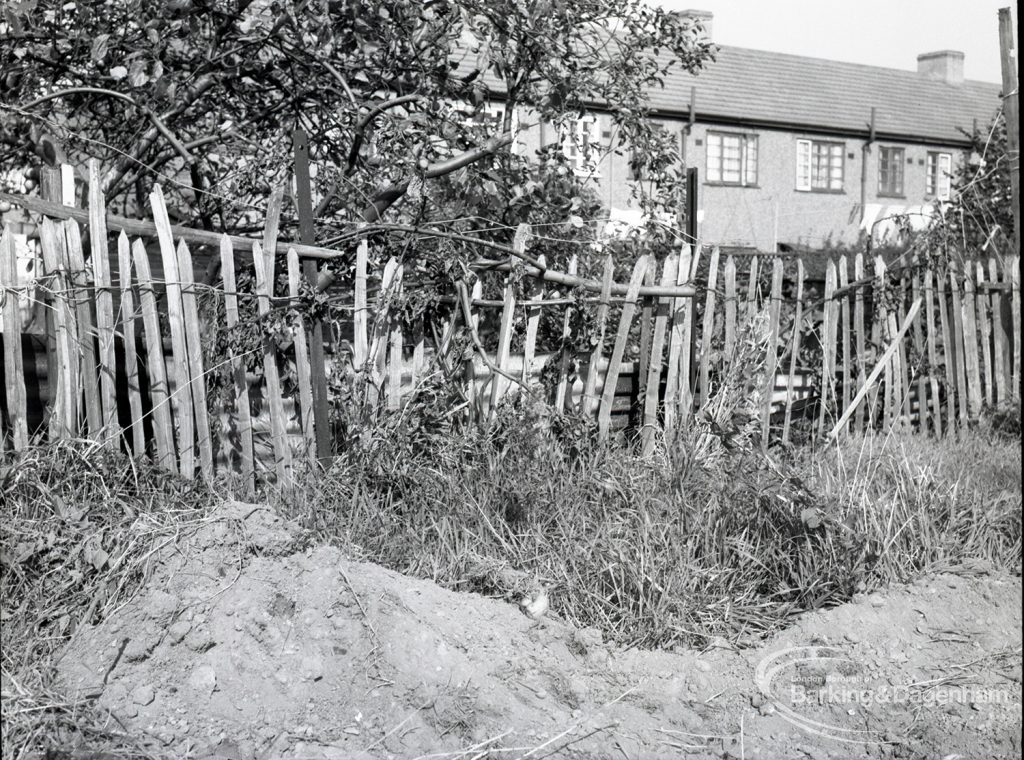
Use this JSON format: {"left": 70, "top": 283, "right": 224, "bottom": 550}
{"left": 55, "top": 501, "right": 1022, "bottom": 760}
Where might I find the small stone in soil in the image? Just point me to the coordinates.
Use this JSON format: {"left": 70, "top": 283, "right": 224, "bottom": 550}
{"left": 188, "top": 664, "right": 217, "bottom": 693}
{"left": 131, "top": 684, "right": 156, "bottom": 706}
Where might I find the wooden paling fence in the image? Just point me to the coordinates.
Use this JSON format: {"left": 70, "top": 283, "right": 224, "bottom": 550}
{"left": 1, "top": 169, "right": 1021, "bottom": 486}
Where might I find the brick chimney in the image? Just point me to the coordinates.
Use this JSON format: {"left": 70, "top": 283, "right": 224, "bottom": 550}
{"left": 679, "top": 9, "right": 713, "bottom": 41}
{"left": 917, "top": 50, "right": 965, "bottom": 85}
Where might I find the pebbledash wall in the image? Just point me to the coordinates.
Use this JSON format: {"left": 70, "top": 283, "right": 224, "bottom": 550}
{"left": 505, "top": 10, "right": 1002, "bottom": 253}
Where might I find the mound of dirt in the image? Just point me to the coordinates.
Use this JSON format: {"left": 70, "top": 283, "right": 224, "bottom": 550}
{"left": 55, "top": 502, "right": 1022, "bottom": 759}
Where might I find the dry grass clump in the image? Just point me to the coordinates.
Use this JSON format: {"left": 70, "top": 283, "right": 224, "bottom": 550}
{"left": 1, "top": 439, "right": 216, "bottom": 760}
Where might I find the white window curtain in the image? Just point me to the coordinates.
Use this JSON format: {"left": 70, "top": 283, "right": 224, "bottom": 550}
{"left": 796, "top": 139, "right": 812, "bottom": 191}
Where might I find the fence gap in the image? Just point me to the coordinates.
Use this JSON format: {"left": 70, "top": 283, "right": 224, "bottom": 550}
{"left": 220, "top": 234, "right": 255, "bottom": 487}
{"left": 252, "top": 240, "right": 292, "bottom": 486}
{"left": 782, "top": 259, "right": 804, "bottom": 443}
{"left": 599, "top": 255, "right": 649, "bottom": 440}
{"left": 698, "top": 246, "right": 721, "bottom": 408}
{"left": 116, "top": 231, "right": 145, "bottom": 456}
{"left": 642, "top": 253, "right": 679, "bottom": 455}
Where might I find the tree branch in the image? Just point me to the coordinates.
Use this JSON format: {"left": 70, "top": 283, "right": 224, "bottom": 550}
{"left": 25, "top": 88, "right": 197, "bottom": 168}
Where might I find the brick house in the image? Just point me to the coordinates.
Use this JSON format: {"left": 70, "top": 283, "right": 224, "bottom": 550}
{"left": 508, "top": 10, "right": 1003, "bottom": 253}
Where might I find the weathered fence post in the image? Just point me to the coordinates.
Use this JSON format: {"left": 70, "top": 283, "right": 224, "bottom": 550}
{"left": 0, "top": 227, "right": 28, "bottom": 449}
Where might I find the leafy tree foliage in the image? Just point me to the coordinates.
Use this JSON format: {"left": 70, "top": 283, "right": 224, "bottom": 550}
{"left": 920, "top": 113, "right": 1016, "bottom": 263}
{"left": 1, "top": 0, "right": 713, "bottom": 245}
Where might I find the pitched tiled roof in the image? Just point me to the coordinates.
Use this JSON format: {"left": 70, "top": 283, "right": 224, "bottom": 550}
{"left": 649, "top": 45, "right": 1003, "bottom": 145}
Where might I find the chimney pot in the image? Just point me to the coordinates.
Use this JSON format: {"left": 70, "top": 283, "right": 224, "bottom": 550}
{"left": 917, "top": 50, "right": 964, "bottom": 85}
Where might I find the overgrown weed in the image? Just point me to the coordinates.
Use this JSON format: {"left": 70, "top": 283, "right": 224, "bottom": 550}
{"left": 286, "top": 379, "right": 1021, "bottom": 651}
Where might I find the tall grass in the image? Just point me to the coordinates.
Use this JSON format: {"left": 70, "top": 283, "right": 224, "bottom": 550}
{"left": 285, "top": 408, "right": 1020, "bottom": 649}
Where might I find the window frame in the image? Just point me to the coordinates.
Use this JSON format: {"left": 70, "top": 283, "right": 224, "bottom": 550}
{"left": 706, "top": 130, "right": 759, "bottom": 187}
{"left": 877, "top": 146, "right": 906, "bottom": 197}
{"left": 796, "top": 138, "right": 845, "bottom": 193}
{"left": 562, "top": 115, "right": 602, "bottom": 176}
{"left": 926, "top": 151, "right": 953, "bottom": 200}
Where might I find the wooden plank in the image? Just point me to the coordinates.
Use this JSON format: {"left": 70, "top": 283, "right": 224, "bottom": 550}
{"left": 642, "top": 253, "right": 679, "bottom": 455}
{"left": 553, "top": 255, "right": 578, "bottom": 412}
{"left": 1011, "top": 255, "right": 1021, "bottom": 402}
{"left": 662, "top": 245, "right": 691, "bottom": 431}
{"left": 252, "top": 240, "right": 292, "bottom": 485}
{"left": 353, "top": 239, "right": 368, "bottom": 368}
{"left": 287, "top": 246, "right": 316, "bottom": 460}
{"left": 817, "top": 261, "right": 838, "bottom": 438}
{"left": 63, "top": 219, "right": 104, "bottom": 439}
{"left": 411, "top": 318, "right": 425, "bottom": 390}
{"left": 975, "top": 261, "right": 994, "bottom": 409}
{"left": 744, "top": 255, "right": 759, "bottom": 320}
{"left": 923, "top": 265, "right": 943, "bottom": 437}
{"left": 132, "top": 239, "right": 176, "bottom": 473}
{"left": 761, "top": 257, "right": 784, "bottom": 447}
{"left": 637, "top": 262, "right": 657, "bottom": 410}
{"left": 887, "top": 309, "right": 903, "bottom": 427}
{"left": 677, "top": 246, "right": 700, "bottom": 421}
{"left": 0, "top": 227, "right": 28, "bottom": 449}
{"left": 176, "top": 239, "right": 214, "bottom": 479}
{"left": 895, "top": 271, "right": 911, "bottom": 424}
{"left": 723, "top": 255, "right": 737, "bottom": 359}
{"left": 116, "top": 232, "right": 145, "bottom": 457}
{"left": 838, "top": 255, "right": 852, "bottom": 434}
{"left": 39, "top": 167, "right": 63, "bottom": 438}
{"left": 292, "top": 127, "right": 332, "bottom": 466}
{"left": 489, "top": 261, "right": 517, "bottom": 416}
{"left": 961, "top": 261, "right": 982, "bottom": 418}
{"left": 598, "top": 255, "right": 649, "bottom": 440}
{"left": 38, "top": 217, "right": 75, "bottom": 437}
{"left": 872, "top": 256, "right": 890, "bottom": 429}
{"left": 909, "top": 261, "right": 929, "bottom": 435}
{"left": 948, "top": 268, "right": 969, "bottom": 423}
{"left": 387, "top": 263, "right": 404, "bottom": 411}
{"left": 88, "top": 159, "right": 118, "bottom": 444}
{"left": 522, "top": 254, "right": 546, "bottom": 386}
{"left": 990, "top": 257, "right": 1009, "bottom": 405}
{"left": 466, "top": 278, "right": 483, "bottom": 418}
{"left": 853, "top": 253, "right": 867, "bottom": 432}
{"left": 782, "top": 259, "right": 804, "bottom": 443}
{"left": 698, "top": 246, "right": 721, "bottom": 407}
{"left": 221, "top": 235, "right": 254, "bottom": 485}
{"left": 149, "top": 187, "right": 195, "bottom": 476}
{"left": 937, "top": 269, "right": 959, "bottom": 431}
{"left": 583, "top": 253, "right": 614, "bottom": 418}
{"left": 369, "top": 257, "right": 399, "bottom": 399}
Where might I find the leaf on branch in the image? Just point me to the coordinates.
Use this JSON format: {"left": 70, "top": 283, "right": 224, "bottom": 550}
{"left": 128, "top": 59, "right": 148, "bottom": 88}
{"left": 91, "top": 34, "right": 109, "bottom": 63}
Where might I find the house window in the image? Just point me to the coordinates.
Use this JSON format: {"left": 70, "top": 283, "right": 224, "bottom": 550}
{"left": 707, "top": 131, "right": 758, "bottom": 186}
{"left": 562, "top": 115, "right": 601, "bottom": 175}
{"left": 878, "top": 147, "right": 905, "bottom": 196}
{"left": 927, "top": 152, "right": 953, "bottom": 199}
{"left": 796, "top": 139, "right": 844, "bottom": 191}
